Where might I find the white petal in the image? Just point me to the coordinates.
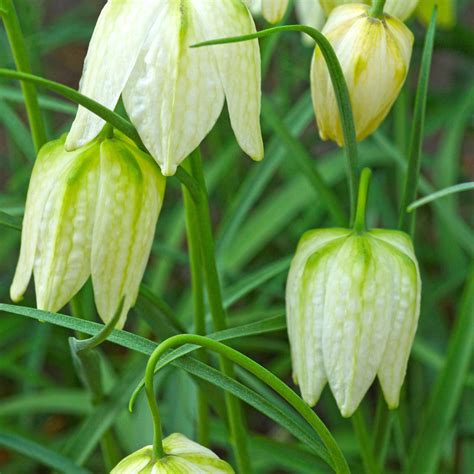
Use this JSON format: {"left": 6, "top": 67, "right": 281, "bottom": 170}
{"left": 262, "top": 0, "right": 289, "bottom": 23}
{"left": 65, "top": 0, "right": 162, "bottom": 150}
{"left": 122, "top": 1, "right": 225, "bottom": 176}
{"left": 374, "top": 232, "right": 421, "bottom": 408}
{"left": 286, "top": 229, "right": 351, "bottom": 405}
{"left": 384, "top": 0, "right": 418, "bottom": 21}
{"left": 34, "top": 146, "right": 100, "bottom": 312}
{"left": 10, "top": 137, "right": 71, "bottom": 303}
{"left": 91, "top": 140, "right": 165, "bottom": 328}
{"left": 193, "top": 0, "right": 264, "bottom": 161}
{"left": 322, "top": 235, "right": 395, "bottom": 417}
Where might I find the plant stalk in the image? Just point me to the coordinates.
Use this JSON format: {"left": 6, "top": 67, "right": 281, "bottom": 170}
{"left": 0, "top": 0, "right": 46, "bottom": 151}
{"left": 369, "top": 0, "right": 387, "bottom": 18}
{"left": 186, "top": 149, "right": 252, "bottom": 473}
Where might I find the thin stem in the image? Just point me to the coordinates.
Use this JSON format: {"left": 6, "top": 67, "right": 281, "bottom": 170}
{"left": 353, "top": 168, "right": 372, "bottom": 233}
{"left": 142, "top": 335, "right": 350, "bottom": 473}
{"left": 144, "top": 355, "right": 166, "bottom": 460}
{"left": 192, "top": 24, "right": 360, "bottom": 222}
{"left": 0, "top": 0, "right": 47, "bottom": 151}
{"left": 398, "top": 8, "right": 437, "bottom": 234}
{"left": 0, "top": 68, "right": 142, "bottom": 147}
{"left": 369, "top": 0, "right": 387, "bottom": 18}
{"left": 181, "top": 157, "right": 210, "bottom": 446}
{"left": 187, "top": 149, "right": 252, "bottom": 473}
{"left": 372, "top": 392, "right": 393, "bottom": 467}
{"left": 352, "top": 410, "right": 380, "bottom": 474}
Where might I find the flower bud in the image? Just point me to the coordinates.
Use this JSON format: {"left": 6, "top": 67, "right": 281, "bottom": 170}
{"left": 286, "top": 228, "right": 421, "bottom": 417}
{"left": 11, "top": 133, "right": 165, "bottom": 329}
{"left": 311, "top": 4, "right": 414, "bottom": 145}
{"left": 111, "top": 433, "right": 234, "bottom": 473}
{"left": 384, "top": 0, "right": 419, "bottom": 21}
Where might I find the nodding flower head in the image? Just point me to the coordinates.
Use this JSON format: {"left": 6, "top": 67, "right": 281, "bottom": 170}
{"left": 311, "top": 4, "right": 414, "bottom": 146}
{"left": 11, "top": 132, "right": 165, "bottom": 329}
{"left": 286, "top": 227, "right": 421, "bottom": 417}
{"left": 111, "top": 433, "right": 235, "bottom": 474}
{"left": 66, "top": 0, "right": 263, "bottom": 177}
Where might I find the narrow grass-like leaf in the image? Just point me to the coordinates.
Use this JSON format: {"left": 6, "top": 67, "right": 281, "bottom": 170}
{"left": 407, "top": 182, "right": 474, "bottom": 212}
{"left": 399, "top": 8, "right": 437, "bottom": 233}
{"left": 0, "top": 210, "right": 21, "bottom": 230}
{"left": 0, "top": 304, "right": 331, "bottom": 466}
{"left": 0, "top": 430, "right": 90, "bottom": 474}
{"left": 408, "top": 265, "right": 474, "bottom": 473}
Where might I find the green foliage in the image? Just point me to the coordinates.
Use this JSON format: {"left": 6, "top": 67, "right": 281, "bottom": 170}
{"left": 0, "top": 1, "right": 473, "bottom": 473}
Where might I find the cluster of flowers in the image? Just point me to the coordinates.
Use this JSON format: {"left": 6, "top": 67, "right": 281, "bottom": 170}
{"left": 10, "top": 0, "right": 437, "bottom": 471}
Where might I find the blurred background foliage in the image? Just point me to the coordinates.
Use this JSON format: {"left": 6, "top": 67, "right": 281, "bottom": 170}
{"left": 0, "top": 0, "right": 473, "bottom": 473}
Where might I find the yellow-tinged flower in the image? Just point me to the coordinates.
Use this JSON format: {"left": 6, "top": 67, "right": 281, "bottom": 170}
{"left": 111, "top": 433, "right": 234, "bottom": 473}
{"left": 311, "top": 4, "right": 413, "bottom": 145}
{"left": 286, "top": 228, "right": 421, "bottom": 417}
{"left": 66, "top": 0, "right": 263, "bottom": 177}
{"left": 417, "top": 0, "right": 456, "bottom": 29}
{"left": 10, "top": 133, "right": 165, "bottom": 329}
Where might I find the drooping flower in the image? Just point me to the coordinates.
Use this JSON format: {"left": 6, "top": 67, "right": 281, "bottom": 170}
{"left": 111, "top": 433, "right": 234, "bottom": 473}
{"left": 66, "top": 0, "right": 263, "bottom": 177}
{"left": 10, "top": 133, "right": 165, "bottom": 329}
{"left": 311, "top": 4, "right": 414, "bottom": 145}
{"left": 286, "top": 227, "right": 421, "bottom": 417}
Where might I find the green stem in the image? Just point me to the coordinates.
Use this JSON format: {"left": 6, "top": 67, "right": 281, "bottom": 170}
{"left": 352, "top": 410, "right": 380, "bottom": 474}
{"left": 187, "top": 149, "right": 252, "bottom": 473}
{"left": 353, "top": 168, "right": 372, "bottom": 233}
{"left": 0, "top": 0, "right": 46, "bottom": 151}
{"left": 372, "top": 393, "right": 393, "bottom": 467}
{"left": 144, "top": 354, "right": 166, "bottom": 460}
{"left": 181, "top": 158, "right": 210, "bottom": 446}
{"left": 369, "top": 0, "right": 387, "bottom": 18}
{"left": 398, "top": 8, "right": 437, "bottom": 234}
{"left": 0, "top": 68, "right": 141, "bottom": 147}
{"left": 192, "top": 24, "right": 360, "bottom": 222}
{"left": 142, "top": 334, "right": 350, "bottom": 474}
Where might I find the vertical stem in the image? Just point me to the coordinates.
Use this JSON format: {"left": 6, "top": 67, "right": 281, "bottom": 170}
{"left": 352, "top": 409, "right": 380, "bottom": 474}
{"left": 181, "top": 159, "right": 210, "bottom": 447}
{"left": 187, "top": 149, "right": 252, "bottom": 473}
{"left": 353, "top": 168, "right": 372, "bottom": 233}
{"left": 372, "top": 392, "right": 393, "bottom": 467}
{"left": 0, "top": 0, "right": 46, "bottom": 151}
{"left": 145, "top": 354, "right": 166, "bottom": 460}
{"left": 369, "top": 0, "right": 387, "bottom": 18}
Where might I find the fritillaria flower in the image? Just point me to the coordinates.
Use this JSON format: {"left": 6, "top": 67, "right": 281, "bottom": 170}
{"left": 111, "top": 433, "right": 234, "bottom": 473}
{"left": 322, "top": 1, "right": 419, "bottom": 21}
{"left": 66, "top": 0, "right": 263, "bottom": 176}
{"left": 311, "top": 4, "right": 414, "bottom": 145}
{"left": 286, "top": 226, "right": 421, "bottom": 417}
{"left": 11, "top": 133, "right": 165, "bottom": 329}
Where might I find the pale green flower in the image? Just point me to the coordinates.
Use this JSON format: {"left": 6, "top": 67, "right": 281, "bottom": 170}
{"left": 11, "top": 133, "right": 165, "bottom": 329}
{"left": 311, "top": 4, "right": 413, "bottom": 145}
{"left": 111, "top": 433, "right": 235, "bottom": 473}
{"left": 286, "top": 228, "right": 421, "bottom": 417}
{"left": 66, "top": 0, "right": 263, "bottom": 177}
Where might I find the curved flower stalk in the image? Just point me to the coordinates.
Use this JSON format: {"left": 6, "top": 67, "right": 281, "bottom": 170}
{"left": 286, "top": 170, "right": 422, "bottom": 417}
{"left": 311, "top": 4, "right": 413, "bottom": 145}
{"left": 10, "top": 133, "right": 165, "bottom": 329}
{"left": 247, "top": 0, "right": 325, "bottom": 38}
{"left": 322, "top": 1, "right": 419, "bottom": 21}
{"left": 66, "top": 0, "right": 263, "bottom": 176}
{"left": 111, "top": 433, "right": 234, "bottom": 473}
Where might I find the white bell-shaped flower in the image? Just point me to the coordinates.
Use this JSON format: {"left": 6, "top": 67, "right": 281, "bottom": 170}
{"left": 11, "top": 133, "right": 165, "bottom": 329}
{"left": 66, "top": 0, "right": 263, "bottom": 176}
{"left": 286, "top": 227, "right": 421, "bottom": 417}
{"left": 111, "top": 433, "right": 234, "bottom": 473}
